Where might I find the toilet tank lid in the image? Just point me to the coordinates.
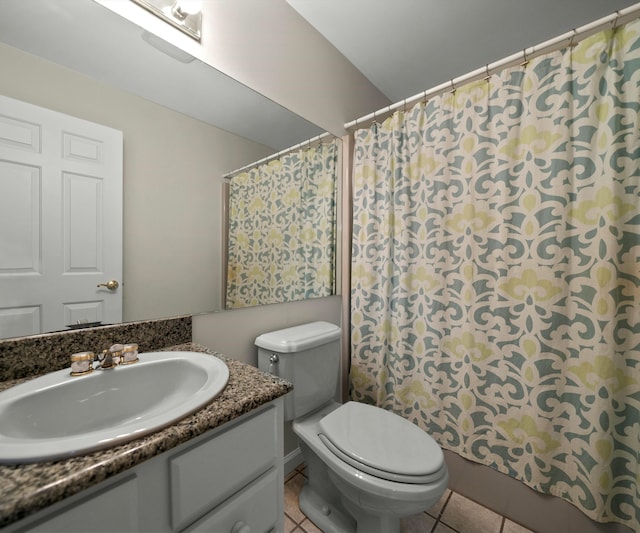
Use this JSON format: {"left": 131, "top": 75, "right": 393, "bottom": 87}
{"left": 254, "top": 321, "right": 341, "bottom": 352}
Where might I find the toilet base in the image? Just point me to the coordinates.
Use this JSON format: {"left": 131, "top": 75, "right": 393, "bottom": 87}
{"left": 297, "top": 435, "right": 415, "bottom": 533}
{"left": 298, "top": 439, "right": 356, "bottom": 533}
{"left": 342, "top": 497, "right": 401, "bottom": 533}
{"left": 299, "top": 480, "right": 404, "bottom": 533}
{"left": 299, "top": 481, "right": 356, "bottom": 533}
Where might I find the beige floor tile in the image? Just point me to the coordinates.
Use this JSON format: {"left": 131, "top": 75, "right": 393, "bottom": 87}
{"left": 440, "top": 492, "right": 502, "bottom": 533}
{"left": 433, "top": 521, "right": 458, "bottom": 533}
{"left": 299, "top": 518, "right": 323, "bottom": 532}
{"left": 427, "top": 488, "right": 451, "bottom": 518}
{"left": 503, "top": 518, "right": 536, "bottom": 533}
{"left": 284, "top": 513, "right": 298, "bottom": 533}
{"left": 285, "top": 468, "right": 300, "bottom": 483}
{"left": 401, "top": 511, "right": 437, "bottom": 532}
{"left": 284, "top": 472, "right": 307, "bottom": 523}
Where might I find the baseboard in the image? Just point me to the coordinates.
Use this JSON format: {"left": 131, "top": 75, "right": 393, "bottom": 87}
{"left": 284, "top": 447, "right": 304, "bottom": 476}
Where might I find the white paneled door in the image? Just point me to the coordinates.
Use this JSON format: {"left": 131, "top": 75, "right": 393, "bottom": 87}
{"left": 0, "top": 95, "right": 123, "bottom": 339}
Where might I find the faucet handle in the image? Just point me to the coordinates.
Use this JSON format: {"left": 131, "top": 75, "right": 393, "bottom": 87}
{"left": 70, "top": 352, "right": 95, "bottom": 376}
{"left": 122, "top": 343, "right": 139, "bottom": 364}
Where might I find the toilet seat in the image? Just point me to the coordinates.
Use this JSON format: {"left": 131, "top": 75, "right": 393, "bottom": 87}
{"left": 318, "top": 402, "right": 445, "bottom": 484}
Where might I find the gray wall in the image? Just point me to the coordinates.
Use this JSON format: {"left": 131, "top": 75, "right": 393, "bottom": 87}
{"left": 192, "top": 296, "right": 342, "bottom": 367}
{"left": 193, "top": 296, "right": 343, "bottom": 458}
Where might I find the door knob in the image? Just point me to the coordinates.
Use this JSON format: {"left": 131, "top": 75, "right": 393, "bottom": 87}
{"left": 97, "top": 280, "right": 119, "bottom": 291}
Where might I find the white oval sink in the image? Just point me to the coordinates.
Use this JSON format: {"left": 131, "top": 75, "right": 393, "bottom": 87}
{"left": 0, "top": 351, "right": 229, "bottom": 464}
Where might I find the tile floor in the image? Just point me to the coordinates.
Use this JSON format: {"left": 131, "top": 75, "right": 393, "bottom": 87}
{"left": 284, "top": 465, "right": 537, "bottom": 533}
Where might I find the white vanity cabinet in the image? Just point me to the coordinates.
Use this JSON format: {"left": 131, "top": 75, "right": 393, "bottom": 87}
{"left": 6, "top": 400, "right": 284, "bottom": 533}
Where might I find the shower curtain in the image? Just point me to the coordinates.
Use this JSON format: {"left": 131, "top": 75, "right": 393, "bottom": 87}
{"left": 226, "top": 141, "right": 337, "bottom": 308}
{"left": 350, "top": 19, "right": 640, "bottom": 529}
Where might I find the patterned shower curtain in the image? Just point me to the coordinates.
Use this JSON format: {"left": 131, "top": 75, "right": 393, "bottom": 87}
{"left": 226, "top": 141, "right": 337, "bottom": 308}
{"left": 350, "top": 19, "right": 640, "bottom": 529}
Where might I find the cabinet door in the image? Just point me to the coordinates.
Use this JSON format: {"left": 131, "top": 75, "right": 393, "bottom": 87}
{"left": 13, "top": 475, "right": 138, "bottom": 533}
{"left": 182, "top": 468, "right": 278, "bottom": 533}
{"left": 170, "top": 407, "right": 276, "bottom": 530}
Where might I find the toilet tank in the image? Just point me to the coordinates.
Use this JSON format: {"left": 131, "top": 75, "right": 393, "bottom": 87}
{"left": 255, "top": 321, "right": 341, "bottom": 421}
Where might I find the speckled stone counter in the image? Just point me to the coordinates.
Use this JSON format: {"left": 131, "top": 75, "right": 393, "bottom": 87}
{"left": 0, "top": 342, "right": 292, "bottom": 528}
{"left": 0, "top": 316, "right": 193, "bottom": 382}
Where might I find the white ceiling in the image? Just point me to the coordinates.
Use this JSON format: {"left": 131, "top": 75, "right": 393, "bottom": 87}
{"left": 287, "top": 0, "right": 639, "bottom": 104}
{"left": 1, "top": 0, "right": 637, "bottom": 144}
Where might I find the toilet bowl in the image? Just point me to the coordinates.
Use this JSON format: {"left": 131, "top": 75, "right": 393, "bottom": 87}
{"left": 293, "top": 401, "right": 448, "bottom": 533}
{"left": 255, "top": 322, "right": 449, "bottom": 533}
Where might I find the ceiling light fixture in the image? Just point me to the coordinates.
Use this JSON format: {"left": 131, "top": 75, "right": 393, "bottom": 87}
{"left": 130, "top": 0, "right": 203, "bottom": 41}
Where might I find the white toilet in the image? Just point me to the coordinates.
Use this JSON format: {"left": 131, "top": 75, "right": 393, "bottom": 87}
{"left": 256, "top": 321, "right": 448, "bottom": 533}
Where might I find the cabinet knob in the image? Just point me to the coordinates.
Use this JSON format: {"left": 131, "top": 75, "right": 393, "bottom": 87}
{"left": 231, "top": 521, "right": 251, "bottom": 533}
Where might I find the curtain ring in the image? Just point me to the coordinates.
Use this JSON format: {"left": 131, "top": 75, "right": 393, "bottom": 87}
{"left": 450, "top": 79, "right": 456, "bottom": 94}
{"left": 612, "top": 11, "right": 620, "bottom": 30}
{"left": 520, "top": 48, "right": 529, "bottom": 68}
{"left": 483, "top": 64, "right": 491, "bottom": 82}
{"left": 568, "top": 28, "right": 578, "bottom": 48}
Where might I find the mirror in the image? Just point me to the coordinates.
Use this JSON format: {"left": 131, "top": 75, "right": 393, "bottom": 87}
{"left": 0, "top": 0, "right": 337, "bottom": 340}
{"left": 224, "top": 138, "right": 339, "bottom": 309}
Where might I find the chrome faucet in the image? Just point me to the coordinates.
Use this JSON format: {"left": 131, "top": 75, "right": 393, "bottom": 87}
{"left": 98, "top": 344, "right": 124, "bottom": 369}
{"left": 69, "top": 343, "right": 139, "bottom": 376}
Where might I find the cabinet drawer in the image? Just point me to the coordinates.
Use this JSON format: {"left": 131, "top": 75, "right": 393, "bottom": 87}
{"left": 15, "top": 474, "right": 138, "bottom": 533}
{"left": 170, "top": 406, "right": 276, "bottom": 530}
{"left": 182, "top": 468, "right": 278, "bottom": 533}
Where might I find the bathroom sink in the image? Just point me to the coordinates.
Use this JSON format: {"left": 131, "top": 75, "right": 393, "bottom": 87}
{"left": 0, "top": 351, "right": 229, "bottom": 464}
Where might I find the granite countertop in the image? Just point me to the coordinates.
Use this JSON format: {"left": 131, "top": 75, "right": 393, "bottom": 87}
{"left": 0, "top": 343, "right": 292, "bottom": 528}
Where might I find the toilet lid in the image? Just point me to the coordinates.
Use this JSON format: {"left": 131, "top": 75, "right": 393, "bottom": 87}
{"left": 318, "top": 402, "right": 445, "bottom": 484}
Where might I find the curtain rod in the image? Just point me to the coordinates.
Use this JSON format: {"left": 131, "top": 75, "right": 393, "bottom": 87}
{"left": 344, "top": 3, "right": 640, "bottom": 130}
{"left": 223, "top": 131, "right": 333, "bottom": 179}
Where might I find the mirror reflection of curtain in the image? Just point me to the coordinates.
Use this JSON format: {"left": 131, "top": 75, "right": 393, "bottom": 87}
{"left": 226, "top": 141, "right": 338, "bottom": 308}
{"left": 350, "top": 18, "right": 640, "bottom": 531}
